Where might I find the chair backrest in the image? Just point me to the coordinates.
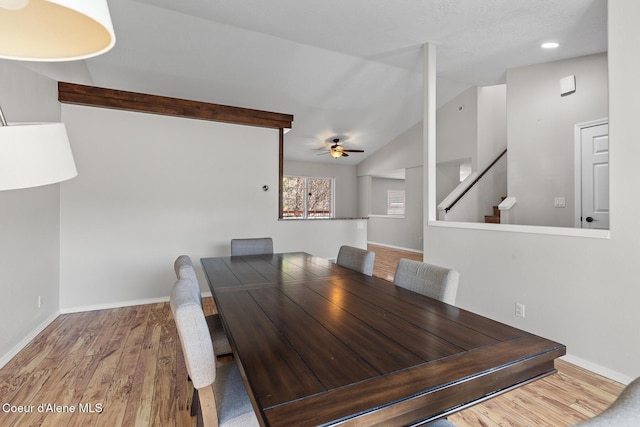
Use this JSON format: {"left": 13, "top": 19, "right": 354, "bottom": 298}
{"left": 174, "top": 255, "right": 203, "bottom": 307}
{"left": 170, "top": 279, "right": 217, "bottom": 390}
{"left": 393, "top": 258, "right": 459, "bottom": 305}
{"left": 174, "top": 254, "right": 194, "bottom": 278}
{"left": 573, "top": 377, "right": 640, "bottom": 426}
{"left": 336, "top": 245, "right": 375, "bottom": 276}
{"left": 230, "top": 237, "right": 273, "bottom": 256}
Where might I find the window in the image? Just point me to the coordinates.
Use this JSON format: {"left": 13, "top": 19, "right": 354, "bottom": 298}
{"left": 387, "top": 190, "right": 405, "bottom": 215}
{"left": 282, "top": 176, "right": 334, "bottom": 218}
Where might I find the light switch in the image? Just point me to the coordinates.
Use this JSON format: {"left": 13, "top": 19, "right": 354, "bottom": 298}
{"left": 554, "top": 197, "right": 566, "bottom": 208}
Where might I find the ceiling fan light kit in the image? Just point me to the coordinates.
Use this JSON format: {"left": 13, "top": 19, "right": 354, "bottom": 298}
{"left": 320, "top": 137, "right": 364, "bottom": 159}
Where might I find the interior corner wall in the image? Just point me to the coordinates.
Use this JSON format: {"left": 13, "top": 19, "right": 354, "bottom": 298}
{"left": 58, "top": 105, "right": 280, "bottom": 309}
{"left": 357, "top": 123, "right": 423, "bottom": 251}
{"left": 477, "top": 84, "right": 507, "bottom": 167}
{"left": 425, "top": 0, "right": 640, "bottom": 381}
{"left": 507, "top": 53, "right": 608, "bottom": 227}
{"left": 371, "top": 177, "right": 404, "bottom": 215}
{"left": 435, "top": 86, "right": 478, "bottom": 204}
{"left": 357, "top": 175, "right": 372, "bottom": 218}
{"left": 59, "top": 104, "right": 366, "bottom": 311}
{"left": 357, "top": 122, "right": 423, "bottom": 177}
{"left": 436, "top": 86, "right": 478, "bottom": 167}
{"left": 0, "top": 61, "right": 62, "bottom": 364}
{"left": 283, "top": 160, "right": 358, "bottom": 218}
{"left": 367, "top": 166, "right": 423, "bottom": 251}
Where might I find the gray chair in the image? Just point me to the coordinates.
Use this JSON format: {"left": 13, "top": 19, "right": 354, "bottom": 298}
{"left": 393, "top": 258, "right": 459, "bottom": 305}
{"left": 336, "top": 245, "right": 375, "bottom": 276}
{"left": 573, "top": 377, "right": 640, "bottom": 426}
{"left": 424, "top": 420, "right": 456, "bottom": 427}
{"left": 170, "top": 279, "right": 259, "bottom": 427}
{"left": 174, "top": 255, "right": 232, "bottom": 357}
{"left": 230, "top": 237, "right": 273, "bottom": 256}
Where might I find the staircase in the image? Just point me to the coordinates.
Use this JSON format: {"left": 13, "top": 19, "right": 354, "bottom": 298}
{"left": 484, "top": 197, "right": 506, "bottom": 224}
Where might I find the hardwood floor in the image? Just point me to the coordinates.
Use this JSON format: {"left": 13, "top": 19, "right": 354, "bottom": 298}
{"left": 0, "top": 246, "right": 624, "bottom": 427}
{"left": 367, "top": 243, "right": 423, "bottom": 281}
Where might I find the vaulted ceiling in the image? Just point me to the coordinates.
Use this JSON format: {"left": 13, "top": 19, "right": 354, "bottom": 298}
{"left": 25, "top": 0, "right": 607, "bottom": 164}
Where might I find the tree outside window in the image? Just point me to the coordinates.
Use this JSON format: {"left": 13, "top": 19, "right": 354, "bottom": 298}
{"left": 282, "top": 176, "right": 334, "bottom": 218}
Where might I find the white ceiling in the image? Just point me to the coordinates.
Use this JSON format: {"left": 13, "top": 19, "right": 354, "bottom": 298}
{"left": 35, "top": 0, "right": 608, "bottom": 165}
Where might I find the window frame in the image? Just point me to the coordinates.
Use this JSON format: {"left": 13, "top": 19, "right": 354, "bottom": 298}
{"left": 281, "top": 175, "right": 335, "bottom": 219}
{"left": 387, "top": 189, "right": 406, "bottom": 215}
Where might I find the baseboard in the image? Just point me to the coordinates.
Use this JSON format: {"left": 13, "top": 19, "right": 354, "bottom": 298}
{"left": 60, "top": 295, "right": 171, "bottom": 314}
{"left": 367, "top": 241, "right": 423, "bottom": 254}
{"left": 59, "top": 292, "right": 217, "bottom": 314}
{"left": 562, "top": 354, "right": 633, "bottom": 385}
{"left": 0, "top": 311, "right": 60, "bottom": 370}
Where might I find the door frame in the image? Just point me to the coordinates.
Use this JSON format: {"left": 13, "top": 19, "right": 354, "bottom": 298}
{"left": 574, "top": 118, "right": 609, "bottom": 228}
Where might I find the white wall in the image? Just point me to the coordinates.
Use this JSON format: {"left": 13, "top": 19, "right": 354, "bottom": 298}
{"left": 371, "top": 177, "right": 404, "bottom": 215}
{"left": 436, "top": 84, "right": 507, "bottom": 221}
{"left": 477, "top": 85, "right": 507, "bottom": 167}
{"left": 477, "top": 85, "right": 508, "bottom": 218}
{"left": 425, "top": 0, "right": 639, "bottom": 382}
{"left": 507, "top": 53, "right": 608, "bottom": 227}
{"left": 284, "top": 160, "right": 358, "bottom": 218}
{"left": 358, "top": 123, "right": 423, "bottom": 251}
{"left": 0, "top": 61, "right": 62, "bottom": 364}
{"left": 367, "top": 166, "right": 423, "bottom": 251}
{"left": 436, "top": 86, "right": 478, "bottom": 168}
{"left": 59, "top": 105, "right": 366, "bottom": 311}
{"left": 357, "top": 122, "right": 423, "bottom": 176}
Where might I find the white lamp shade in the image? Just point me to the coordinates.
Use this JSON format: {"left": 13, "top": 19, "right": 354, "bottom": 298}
{"left": 0, "top": 0, "right": 115, "bottom": 61}
{"left": 0, "top": 122, "right": 77, "bottom": 191}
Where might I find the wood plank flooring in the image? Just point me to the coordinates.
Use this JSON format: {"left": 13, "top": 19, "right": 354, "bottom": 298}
{"left": 0, "top": 246, "right": 625, "bottom": 427}
{"left": 367, "top": 243, "right": 423, "bottom": 281}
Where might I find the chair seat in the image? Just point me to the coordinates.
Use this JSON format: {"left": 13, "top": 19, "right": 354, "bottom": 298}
{"left": 573, "top": 377, "right": 640, "bottom": 426}
{"left": 206, "top": 313, "right": 232, "bottom": 356}
{"left": 212, "top": 359, "right": 259, "bottom": 427}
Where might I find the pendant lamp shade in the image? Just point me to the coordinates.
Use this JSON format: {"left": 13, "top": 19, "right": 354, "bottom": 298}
{"left": 0, "top": 0, "right": 115, "bottom": 61}
{"left": 0, "top": 122, "right": 77, "bottom": 191}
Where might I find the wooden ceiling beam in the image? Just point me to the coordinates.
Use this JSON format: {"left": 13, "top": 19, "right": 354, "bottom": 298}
{"left": 58, "top": 82, "right": 293, "bottom": 130}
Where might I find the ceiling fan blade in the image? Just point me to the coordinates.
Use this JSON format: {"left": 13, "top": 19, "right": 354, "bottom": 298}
{"left": 316, "top": 151, "right": 330, "bottom": 155}
{"left": 342, "top": 152, "right": 349, "bottom": 157}
{"left": 342, "top": 149, "right": 364, "bottom": 153}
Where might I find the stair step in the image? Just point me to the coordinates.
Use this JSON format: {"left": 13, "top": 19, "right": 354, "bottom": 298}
{"left": 484, "top": 215, "right": 500, "bottom": 224}
{"left": 493, "top": 206, "right": 500, "bottom": 216}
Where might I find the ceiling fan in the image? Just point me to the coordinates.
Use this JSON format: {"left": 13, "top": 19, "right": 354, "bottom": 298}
{"left": 318, "top": 138, "right": 364, "bottom": 159}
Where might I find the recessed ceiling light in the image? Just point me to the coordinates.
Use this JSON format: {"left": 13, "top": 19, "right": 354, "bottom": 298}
{"left": 541, "top": 42, "right": 560, "bottom": 49}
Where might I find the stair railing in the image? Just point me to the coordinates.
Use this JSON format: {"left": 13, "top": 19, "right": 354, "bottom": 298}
{"left": 443, "top": 148, "right": 507, "bottom": 213}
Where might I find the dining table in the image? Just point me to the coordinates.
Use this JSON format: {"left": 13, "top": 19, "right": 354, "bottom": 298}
{"left": 201, "top": 252, "right": 566, "bottom": 427}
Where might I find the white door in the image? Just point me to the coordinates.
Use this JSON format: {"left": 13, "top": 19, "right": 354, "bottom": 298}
{"left": 580, "top": 123, "right": 609, "bottom": 229}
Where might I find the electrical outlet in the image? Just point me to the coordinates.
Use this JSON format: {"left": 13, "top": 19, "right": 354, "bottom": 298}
{"left": 515, "top": 303, "right": 525, "bottom": 318}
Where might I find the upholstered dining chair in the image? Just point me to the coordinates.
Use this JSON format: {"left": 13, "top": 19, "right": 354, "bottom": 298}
{"left": 174, "top": 255, "right": 232, "bottom": 357}
{"left": 573, "top": 376, "right": 640, "bottom": 426}
{"left": 424, "top": 420, "right": 456, "bottom": 427}
{"left": 230, "top": 237, "right": 273, "bottom": 256}
{"left": 336, "top": 245, "right": 376, "bottom": 276}
{"left": 393, "top": 258, "right": 459, "bottom": 305}
{"left": 170, "top": 279, "right": 259, "bottom": 427}
{"left": 423, "top": 376, "right": 640, "bottom": 427}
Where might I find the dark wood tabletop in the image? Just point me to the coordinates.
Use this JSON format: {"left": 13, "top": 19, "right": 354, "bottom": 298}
{"left": 201, "top": 252, "right": 566, "bottom": 427}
